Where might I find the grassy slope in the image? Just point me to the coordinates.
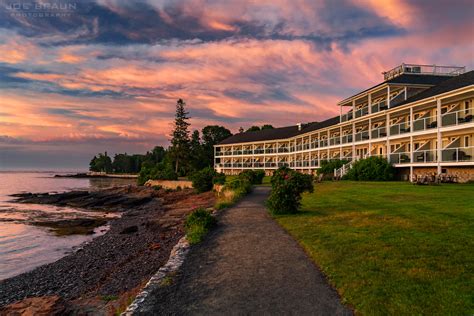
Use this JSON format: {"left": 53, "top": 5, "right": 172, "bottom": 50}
{"left": 275, "top": 181, "right": 474, "bottom": 315}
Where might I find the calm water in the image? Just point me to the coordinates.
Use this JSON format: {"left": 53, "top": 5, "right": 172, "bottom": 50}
{"left": 0, "top": 171, "right": 136, "bottom": 280}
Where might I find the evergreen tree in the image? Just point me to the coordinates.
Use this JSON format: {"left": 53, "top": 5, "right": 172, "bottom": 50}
{"left": 169, "top": 99, "right": 191, "bottom": 174}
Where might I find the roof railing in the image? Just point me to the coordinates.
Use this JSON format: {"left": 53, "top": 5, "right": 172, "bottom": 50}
{"left": 383, "top": 63, "right": 465, "bottom": 81}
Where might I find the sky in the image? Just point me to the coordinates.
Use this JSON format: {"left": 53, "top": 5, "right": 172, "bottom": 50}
{"left": 0, "top": 0, "right": 473, "bottom": 170}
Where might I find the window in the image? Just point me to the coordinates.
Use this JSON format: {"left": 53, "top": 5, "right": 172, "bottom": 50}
{"left": 465, "top": 101, "right": 471, "bottom": 114}
{"left": 414, "top": 143, "right": 419, "bottom": 150}
{"left": 379, "top": 148, "right": 383, "bottom": 155}
{"left": 465, "top": 136, "right": 470, "bottom": 147}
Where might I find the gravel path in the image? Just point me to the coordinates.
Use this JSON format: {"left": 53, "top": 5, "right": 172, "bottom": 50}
{"left": 136, "top": 186, "right": 352, "bottom": 315}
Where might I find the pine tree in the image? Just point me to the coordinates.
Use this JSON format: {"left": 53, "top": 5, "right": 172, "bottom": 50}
{"left": 169, "top": 99, "right": 191, "bottom": 174}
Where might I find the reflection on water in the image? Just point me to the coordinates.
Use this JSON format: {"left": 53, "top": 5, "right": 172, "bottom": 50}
{"left": 0, "top": 171, "right": 136, "bottom": 280}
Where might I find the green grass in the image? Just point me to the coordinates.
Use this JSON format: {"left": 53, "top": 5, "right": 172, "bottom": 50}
{"left": 274, "top": 181, "right": 474, "bottom": 315}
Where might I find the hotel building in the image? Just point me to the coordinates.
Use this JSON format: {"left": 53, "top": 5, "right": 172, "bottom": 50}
{"left": 214, "top": 64, "right": 474, "bottom": 182}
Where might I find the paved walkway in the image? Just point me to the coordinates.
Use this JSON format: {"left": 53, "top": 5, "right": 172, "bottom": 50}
{"left": 137, "top": 186, "right": 351, "bottom": 315}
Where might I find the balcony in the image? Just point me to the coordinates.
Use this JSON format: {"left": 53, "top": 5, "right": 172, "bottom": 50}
{"left": 302, "top": 143, "right": 310, "bottom": 150}
{"left": 254, "top": 149, "right": 264, "bottom": 154}
{"left": 341, "top": 112, "right": 353, "bottom": 122}
{"left": 277, "top": 147, "right": 289, "bottom": 153}
{"left": 389, "top": 152, "right": 411, "bottom": 164}
{"left": 341, "top": 134, "right": 353, "bottom": 144}
{"left": 265, "top": 148, "right": 275, "bottom": 154}
{"left": 329, "top": 137, "right": 341, "bottom": 146}
{"left": 390, "top": 121, "right": 411, "bottom": 135}
{"left": 264, "top": 162, "right": 277, "bottom": 168}
{"left": 442, "top": 146, "right": 474, "bottom": 162}
{"left": 412, "top": 149, "right": 437, "bottom": 163}
{"left": 371, "top": 100, "right": 387, "bottom": 114}
{"left": 232, "top": 150, "right": 242, "bottom": 155}
{"left": 413, "top": 116, "right": 437, "bottom": 131}
{"left": 242, "top": 149, "right": 253, "bottom": 155}
{"left": 383, "top": 63, "right": 465, "bottom": 81}
{"left": 371, "top": 127, "right": 387, "bottom": 139}
{"left": 310, "top": 141, "right": 319, "bottom": 149}
{"left": 277, "top": 162, "right": 289, "bottom": 167}
{"left": 355, "top": 131, "right": 369, "bottom": 142}
{"left": 319, "top": 139, "right": 329, "bottom": 148}
{"left": 442, "top": 108, "right": 473, "bottom": 127}
{"left": 355, "top": 106, "right": 369, "bottom": 118}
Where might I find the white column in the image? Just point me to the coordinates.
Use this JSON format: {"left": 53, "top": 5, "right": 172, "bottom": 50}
{"left": 368, "top": 93, "right": 372, "bottom": 114}
{"left": 410, "top": 107, "right": 414, "bottom": 133}
{"left": 404, "top": 86, "right": 408, "bottom": 101}
{"left": 387, "top": 86, "right": 391, "bottom": 108}
{"left": 437, "top": 98, "right": 442, "bottom": 174}
{"left": 410, "top": 135, "right": 414, "bottom": 181}
{"left": 386, "top": 113, "right": 391, "bottom": 162}
{"left": 368, "top": 118, "right": 372, "bottom": 155}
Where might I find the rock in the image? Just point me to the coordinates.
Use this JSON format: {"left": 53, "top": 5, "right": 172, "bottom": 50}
{"left": 120, "top": 225, "right": 138, "bottom": 234}
{"left": 0, "top": 296, "right": 67, "bottom": 315}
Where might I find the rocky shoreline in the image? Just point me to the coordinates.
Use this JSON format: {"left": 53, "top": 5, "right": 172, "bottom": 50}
{"left": 0, "top": 186, "right": 215, "bottom": 315}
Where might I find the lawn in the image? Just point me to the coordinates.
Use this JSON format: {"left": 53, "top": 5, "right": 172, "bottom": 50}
{"left": 275, "top": 181, "right": 474, "bottom": 315}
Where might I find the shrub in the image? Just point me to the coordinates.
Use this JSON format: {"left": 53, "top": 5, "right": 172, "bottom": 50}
{"left": 137, "top": 162, "right": 178, "bottom": 185}
{"left": 267, "top": 166, "right": 314, "bottom": 215}
{"left": 238, "top": 170, "right": 266, "bottom": 185}
{"left": 214, "top": 177, "right": 252, "bottom": 209}
{"left": 317, "top": 159, "right": 348, "bottom": 176}
{"left": 344, "top": 156, "right": 395, "bottom": 181}
{"left": 185, "top": 208, "right": 217, "bottom": 244}
{"left": 190, "top": 167, "right": 216, "bottom": 193}
{"left": 212, "top": 172, "right": 226, "bottom": 185}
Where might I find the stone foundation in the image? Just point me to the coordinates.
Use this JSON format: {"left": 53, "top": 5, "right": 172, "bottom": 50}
{"left": 396, "top": 166, "right": 474, "bottom": 183}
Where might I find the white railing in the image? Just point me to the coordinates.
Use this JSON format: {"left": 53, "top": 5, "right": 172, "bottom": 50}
{"left": 389, "top": 152, "right": 411, "bottom": 164}
{"left": 355, "top": 130, "right": 369, "bottom": 141}
{"left": 442, "top": 108, "right": 473, "bottom": 127}
{"left": 355, "top": 106, "right": 369, "bottom": 118}
{"left": 413, "top": 115, "right": 437, "bottom": 131}
{"left": 390, "top": 121, "right": 411, "bottom": 135}
{"left": 442, "top": 146, "right": 474, "bottom": 162}
{"left": 371, "top": 100, "right": 388, "bottom": 114}
{"left": 383, "top": 63, "right": 465, "bottom": 80}
{"left": 371, "top": 126, "right": 387, "bottom": 139}
{"left": 412, "top": 149, "right": 437, "bottom": 163}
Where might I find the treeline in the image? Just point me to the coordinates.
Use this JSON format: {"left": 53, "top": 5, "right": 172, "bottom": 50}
{"left": 89, "top": 147, "right": 165, "bottom": 174}
{"left": 89, "top": 99, "right": 234, "bottom": 184}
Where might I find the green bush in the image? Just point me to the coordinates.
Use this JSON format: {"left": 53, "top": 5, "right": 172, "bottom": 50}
{"left": 238, "top": 170, "right": 266, "bottom": 185}
{"left": 190, "top": 167, "right": 216, "bottom": 193}
{"left": 317, "top": 159, "right": 348, "bottom": 176}
{"left": 185, "top": 208, "right": 217, "bottom": 244}
{"left": 267, "top": 166, "right": 314, "bottom": 215}
{"left": 344, "top": 156, "right": 395, "bottom": 181}
{"left": 137, "top": 162, "right": 178, "bottom": 185}
{"left": 212, "top": 172, "right": 226, "bottom": 185}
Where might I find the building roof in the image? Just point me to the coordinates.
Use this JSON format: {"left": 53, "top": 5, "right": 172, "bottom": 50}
{"left": 218, "top": 125, "right": 303, "bottom": 145}
{"left": 392, "top": 70, "right": 474, "bottom": 108}
{"left": 338, "top": 74, "right": 453, "bottom": 105}
{"left": 218, "top": 71, "right": 473, "bottom": 146}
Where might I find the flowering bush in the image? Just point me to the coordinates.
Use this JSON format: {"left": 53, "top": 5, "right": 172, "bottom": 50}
{"left": 267, "top": 166, "right": 314, "bottom": 215}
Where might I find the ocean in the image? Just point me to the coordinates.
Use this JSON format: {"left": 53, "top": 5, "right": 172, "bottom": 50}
{"left": 0, "top": 171, "right": 135, "bottom": 280}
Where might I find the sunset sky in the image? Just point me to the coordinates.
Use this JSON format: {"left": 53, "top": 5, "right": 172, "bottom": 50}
{"left": 0, "top": 0, "right": 473, "bottom": 170}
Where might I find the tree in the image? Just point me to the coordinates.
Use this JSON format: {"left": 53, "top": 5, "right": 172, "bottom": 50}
{"left": 169, "top": 99, "right": 191, "bottom": 174}
{"left": 238, "top": 127, "right": 244, "bottom": 133}
{"left": 89, "top": 152, "right": 112, "bottom": 173}
{"left": 246, "top": 126, "right": 261, "bottom": 132}
{"left": 189, "top": 130, "right": 207, "bottom": 171}
{"left": 201, "top": 125, "right": 232, "bottom": 167}
{"left": 261, "top": 124, "right": 274, "bottom": 130}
